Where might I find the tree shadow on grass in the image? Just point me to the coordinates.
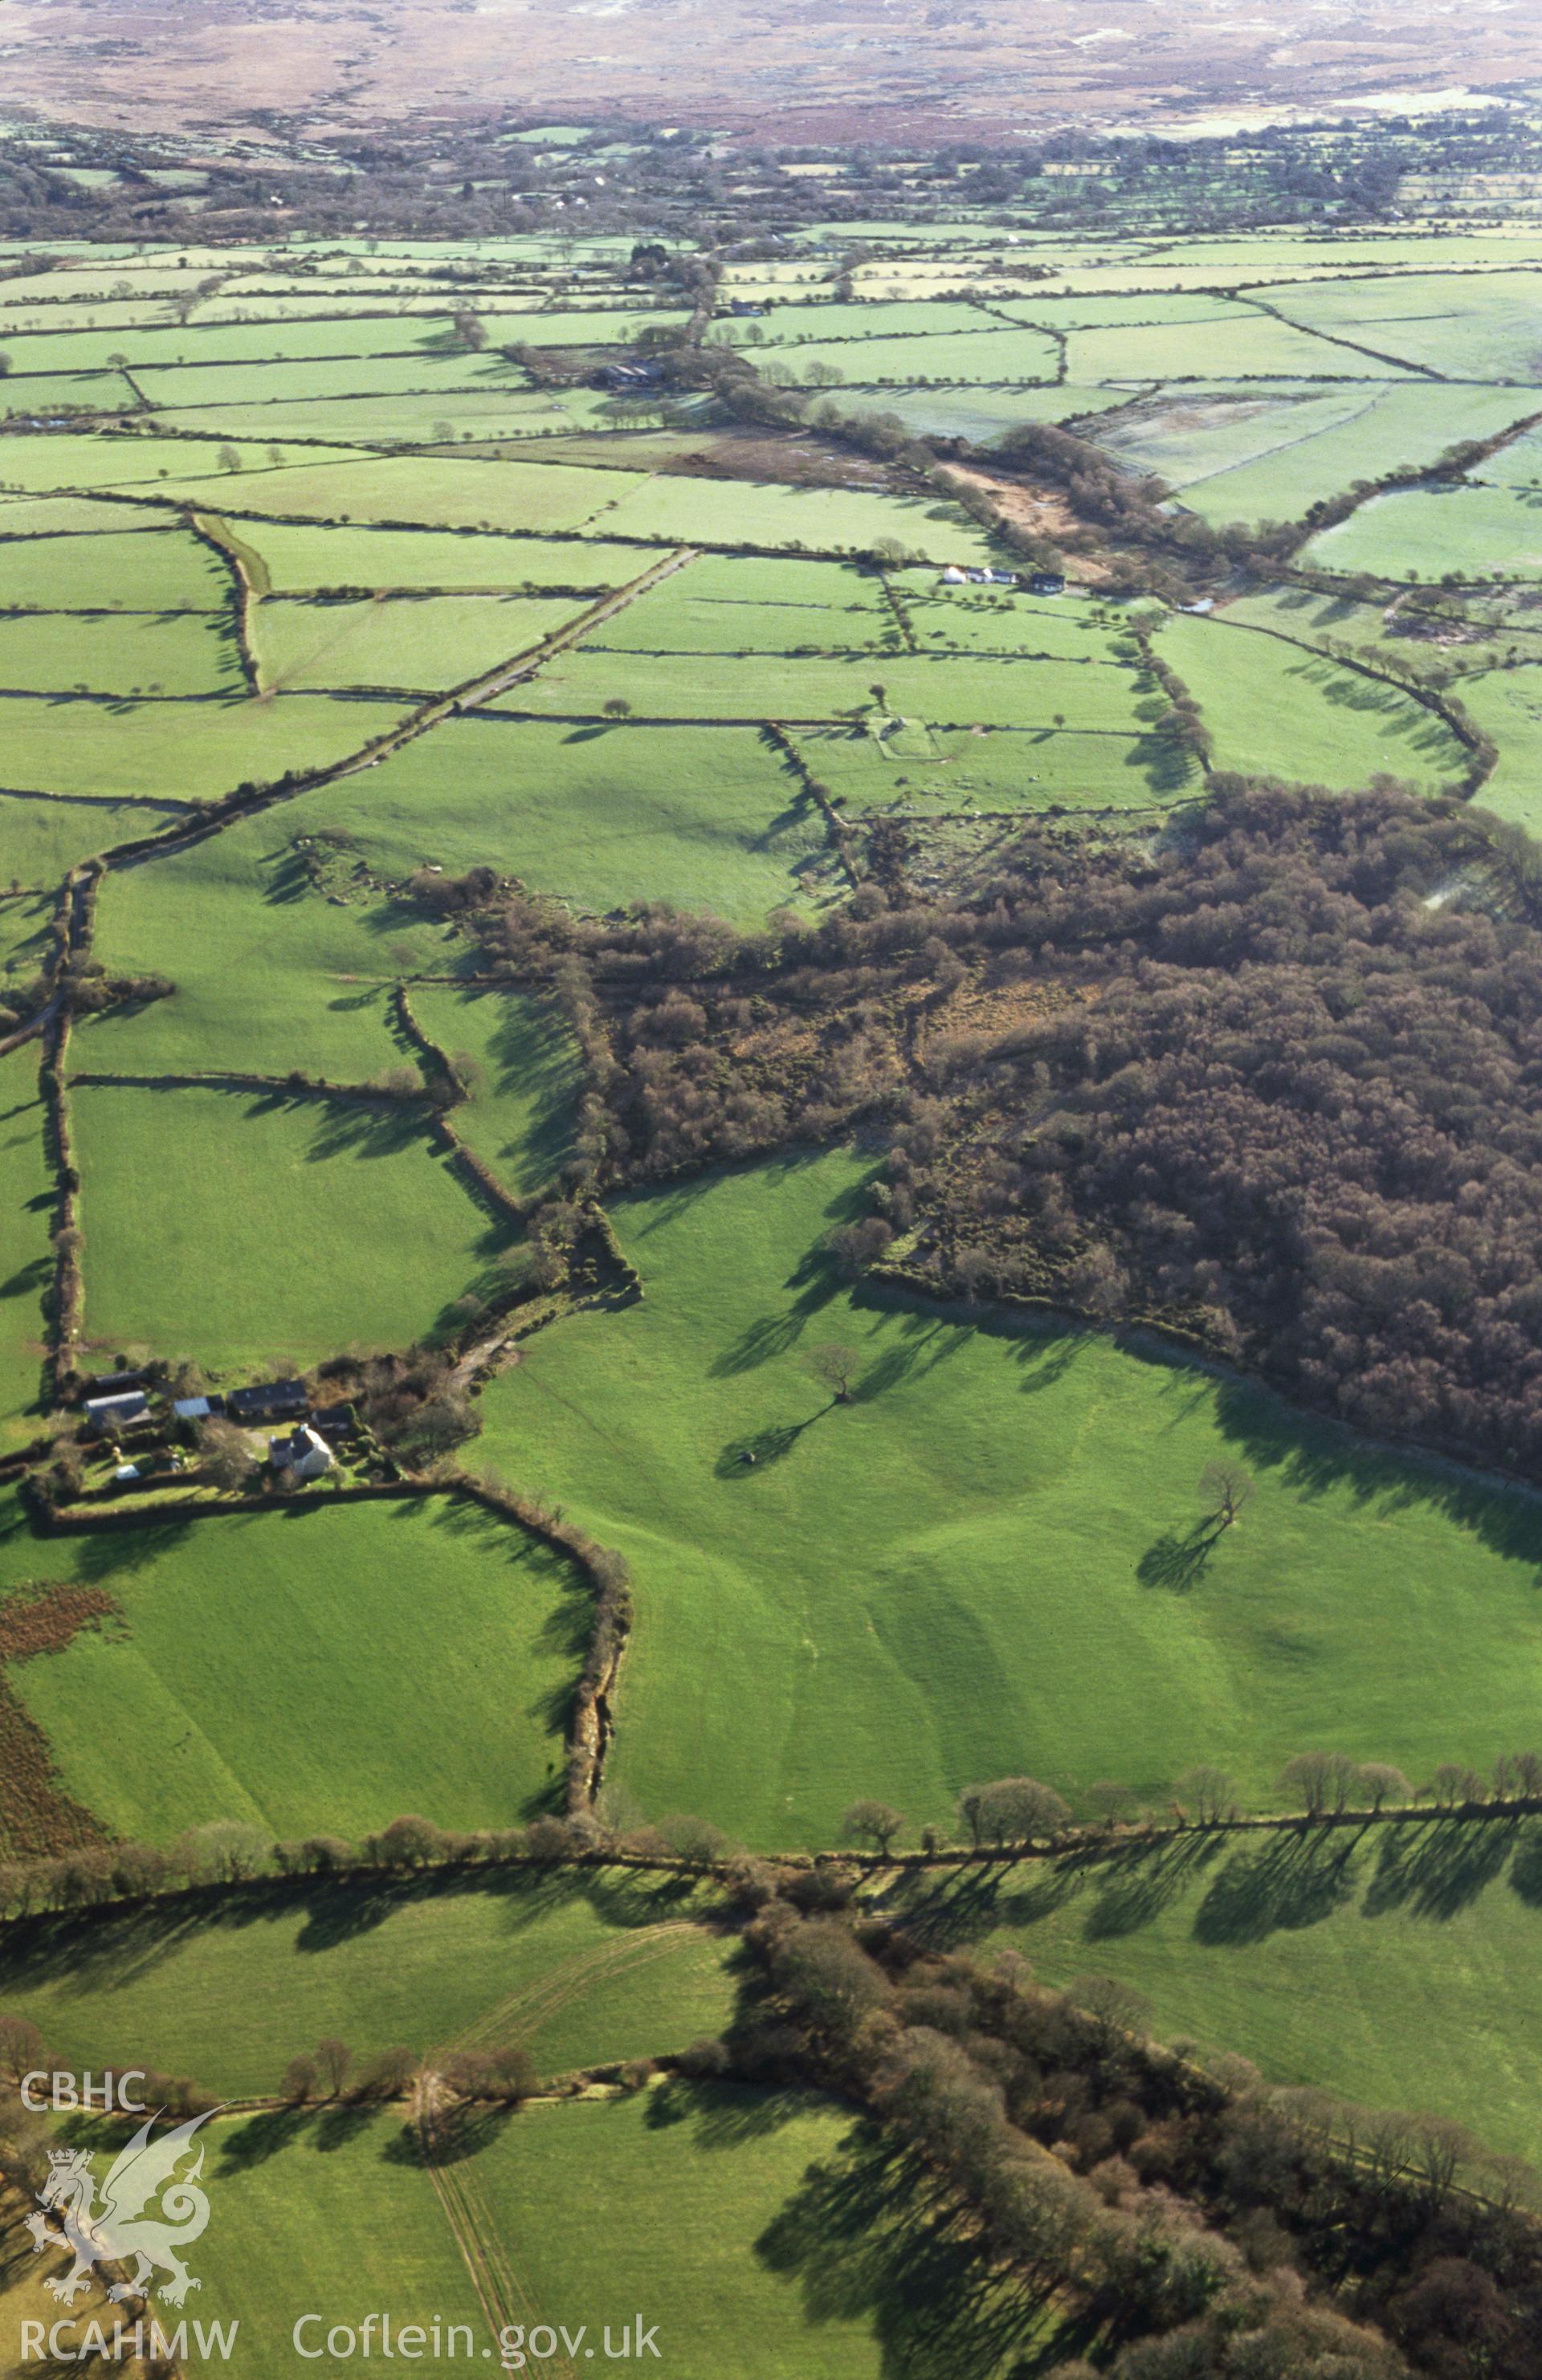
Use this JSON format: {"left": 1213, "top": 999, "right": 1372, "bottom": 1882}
{"left": 756, "top": 2126, "right": 1055, "bottom": 2378}
{"left": 1190, "top": 1828, "right": 1364, "bottom": 1947}
{"left": 715, "top": 1414, "right": 822, "bottom": 1476}
{"left": 1136, "top": 1521, "right": 1224, "bottom": 1592}
{"left": 1363, "top": 1817, "right": 1518, "bottom": 1922}
{"left": 1081, "top": 1832, "right": 1226, "bottom": 1942}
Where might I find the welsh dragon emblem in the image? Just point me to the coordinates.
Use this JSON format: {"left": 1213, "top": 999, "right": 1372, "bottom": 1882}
{"left": 26, "top": 2110, "right": 216, "bottom": 2308}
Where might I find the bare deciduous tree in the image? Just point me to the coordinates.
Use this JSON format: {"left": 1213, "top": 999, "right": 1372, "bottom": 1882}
{"left": 840, "top": 1799, "right": 904, "bottom": 1856}
{"left": 1198, "top": 1460, "right": 1254, "bottom": 1530}
{"left": 805, "top": 1342, "right": 860, "bottom": 1403}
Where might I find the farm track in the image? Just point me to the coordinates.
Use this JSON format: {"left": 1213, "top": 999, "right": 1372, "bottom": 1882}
{"left": 431, "top": 1918, "right": 712, "bottom": 2064}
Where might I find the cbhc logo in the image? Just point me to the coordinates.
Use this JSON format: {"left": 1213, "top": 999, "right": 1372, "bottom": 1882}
{"left": 19, "top": 2072, "right": 148, "bottom": 2113}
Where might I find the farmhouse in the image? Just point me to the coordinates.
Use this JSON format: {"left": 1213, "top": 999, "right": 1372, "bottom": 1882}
{"left": 268, "top": 1424, "right": 336, "bottom": 1483}
{"left": 226, "top": 1379, "right": 308, "bottom": 1424}
{"left": 1029, "top": 571, "right": 1066, "bottom": 596}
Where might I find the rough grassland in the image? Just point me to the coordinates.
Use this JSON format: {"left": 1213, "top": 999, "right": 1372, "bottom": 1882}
{"left": 887, "top": 1823, "right": 1542, "bottom": 2161}
{"left": 793, "top": 722, "right": 1192, "bottom": 811}
{"left": 1157, "top": 613, "right": 1467, "bottom": 789}
{"left": 158, "top": 455, "right": 644, "bottom": 534}
{"left": 593, "top": 475, "right": 997, "bottom": 563}
{"left": 410, "top": 984, "right": 580, "bottom": 1200}
{"left": 0, "top": 1049, "right": 49, "bottom": 1445}
{"left": 0, "top": 1869, "right": 733, "bottom": 2093}
{"left": 71, "top": 1082, "right": 512, "bottom": 1373}
{"left": 316, "top": 719, "right": 834, "bottom": 922}
{"left": 10, "top": 1494, "right": 581, "bottom": 1844}
{"left": 477, "top": 1153, "right": 1542, "bottom": 1850}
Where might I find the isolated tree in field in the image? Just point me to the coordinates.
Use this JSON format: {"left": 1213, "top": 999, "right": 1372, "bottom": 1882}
{"left": 957, "top": 1776, "right": 1070, "bottom": 1849}
{"left": 602, "top": 696, "right": 632, "bottom": 718}
{"left": 216, "top": 443, "right": 241, "bottom": 473}
{"left": 1357, "top": 1762, "right": 1410, "bottom": 1812}
{"left": 805, "top": 1341, "right": 859, "bottom": 1402}
{"left": 0, "top": 354, "right": 12, "bottom": 380}
{"left": 1199, "top": 1460, "right": 1254, "bottom": 1530}
{"left": 841, "top": 1799, "right": 904, "bottom": 1856}
{"left": 315, "top": 2039, "right": 353, "bottom": 2099}
{"left": 1176, "top": 1766, "right": 1236, "bottom": 1825}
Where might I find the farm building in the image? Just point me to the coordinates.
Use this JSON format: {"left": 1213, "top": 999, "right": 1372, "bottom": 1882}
{"left": 226, "top": 1379, "right": 308, "bottom": 1424}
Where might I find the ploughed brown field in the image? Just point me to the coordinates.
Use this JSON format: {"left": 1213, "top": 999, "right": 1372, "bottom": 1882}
{"left": 4, "top": 0, "right": 1542, "bottom": 137}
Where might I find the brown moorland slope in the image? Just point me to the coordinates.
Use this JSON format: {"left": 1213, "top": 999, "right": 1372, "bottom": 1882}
{"left": 2, "top": 0, "right": 1541, "bottom": 139}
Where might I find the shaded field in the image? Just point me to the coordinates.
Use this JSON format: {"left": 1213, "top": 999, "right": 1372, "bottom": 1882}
{"left": 9, "top": 1493, "right": 583, "bottom": 1844}
{"left": 476, "top": 1151, "right": 1542, "bottom": 1848}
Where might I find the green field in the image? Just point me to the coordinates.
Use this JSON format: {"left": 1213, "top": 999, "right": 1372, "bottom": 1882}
{"left": 0, "top": 691, "right": 410, "bottom": 803}
{"left": 88, "top": 813, "right": 451, "bottom": 1080}
{"left": 8, "top": 1491, "right": 581, "bottom": 1844}
{"left": 235, "top": 520, "right": 651, "bottom": 594}
{"left": 502, "top": 648, "right": 1147, "bottom": 731}
{"left": 72, "top": 1081, "right": 509, "bottom": 1372}
{"left": 1304, "top": 481, "right": 1542, "bottom": 582}
{"left": 475, "top": 1151, "right": 1542, "bottom": 1849}
{"left": 793, "top": 721, "right": 1193, "bottom": 809}
{"left": 0, "top": 1048, "right": 48, "bottom": 1444}
{"left": 0, "top": 524, "right": 230, "bottom": 609}
{"left": 252, "top": 593, "right": 585, "bottom": 694}
{"left": 0, "top": 610, "right": 243, "bottom": 697}
{"left": 312, "top": 719, "right": 835, "bottom": 920}
{"left": 0, "top": 1868, "right": 732, "bottom": 2092}
{"left": 886, "top": 1821, "right": 1542, "bottom": 2161}
{"left": 1156, "top": 611, "right": 1467, "bottom": 788}
{"left": 410, "top": 984, "right": 580, "bottom": 1200}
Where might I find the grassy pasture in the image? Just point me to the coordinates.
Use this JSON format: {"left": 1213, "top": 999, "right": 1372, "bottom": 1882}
{"left": 252, "top": 593, "right": 586, "bottom": 694}
{"left": 318, "top": 718, "right": 834, "bottom": 920}
{"left": 10, "top": 1494, "right": 582, "bottom": 1846}
{"left": 0, "top": 525, "right": 230, "bottom": 609}
{"left": 0, "top": 315, "right": 464, "bottom": 375}
{"left": 0, "top": 610, "right": 244, "bottom": 697}
{"left": 0, "top": 1869, "right": 732, "bottom": 2095}
{"left": 0, "top": 1049, "right": 48, "bottom": 1445}
{"left": 0, "top": 791, "right": 190, "bottom": 880}
{"left": 234, "top": 520, "right": 650, "bottom": 593}
{"left": 131, "top": 349, "right": 532, "bottom": 410}
{"left": 793, "top": 722, "right": 1190, "bottom": 809}
{"left": 1269, "top": 270, "right": 1542, "bottom": 378}
{"left": 1067, "top": 311, "right": 1396, "bottom": 382}
{"left": 410, "top": 984, "right": 580, "bottom": 1200}
{"left": 158, "top": 2118, "right": 488, "bottom": 2374}
{"left": 0, "top": 691, "right": 410, "bottom": 801}
{"left": 0, "top": 369, "right": 138, "bottom": 416}
{"left": 585, "top": 555, "right": 889, "bottom": 651}
{"left": 572, "top": 474, "right": 997, "bottom": 562}
{"left": 1172, "top": 386, "right": 1542, "bottom": 527}
{"left": 476, "top": 1151, "right": 1542, "bottom": 1850}
{"left": 887, "top": 1824, "right": 1542, "bottom": 2162}
{"left": 1156, "top": 613, "right": 1467, "bottom": 788}
{"left": 72, "top": 1082, "right": 510, "bottom": 1373}
{"left": 0, "top": 494, "right": 183, "bottom": 536}
{"left": 715, "top": 298, "right": 995, "bottom": 344}
{"left": 88, "top": 815, "right": 452, "bottom": 1080}
{"left": 1454, "top": 667, "right": 1542, "bottom": 831}
{"left": 501, "top": 647, "right": 1148, "bottom": 732}
{"left": 484, "top": 307, "right": 691, "bottom": 345}
{"left": 0, "top": 433, "right": 368, "bottom": 496}
{"left": 165, "top": 454, "right": 644, "bottom": 533}
{"left": 760, "top": 327, "right": 1060, "bottom": 386}
{"left": 847, "top": 384, "right": 1127, "bottom": 442}
{"left": 465, "top": 2085, "right": 1050, "bottom": 2379}
{"left": 1303, "top": 481, "right": 1542, "bottom": 581}
{"left": 902, "top": 589, "right": 1124, "bottom": 658}
{"left": 151, "top": 387, "right": 624, "bottom": 449}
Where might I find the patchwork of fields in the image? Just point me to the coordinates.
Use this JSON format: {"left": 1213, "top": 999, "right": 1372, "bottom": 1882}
{"left": 6, "top": 207, "right": 1542, "bottom": 2364}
